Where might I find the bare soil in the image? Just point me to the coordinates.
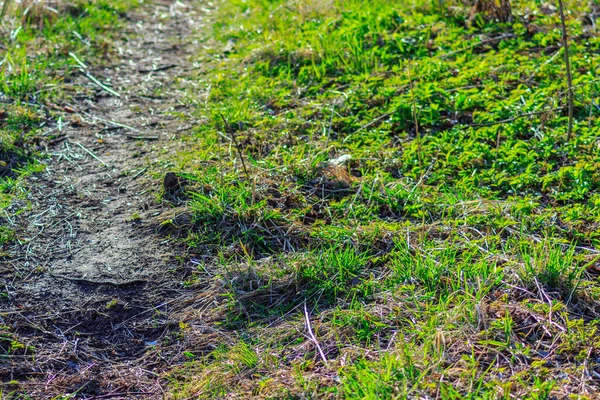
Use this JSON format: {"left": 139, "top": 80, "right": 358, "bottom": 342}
{"left": 0, "top": 2, "right": 211, "bottom": 398}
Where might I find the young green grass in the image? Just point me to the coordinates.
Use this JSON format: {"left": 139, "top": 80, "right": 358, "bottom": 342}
{"left": 165, "top": 0, "right": 600, "bottom": 397}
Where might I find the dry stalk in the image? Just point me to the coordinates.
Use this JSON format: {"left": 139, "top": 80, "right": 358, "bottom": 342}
{"left": 0, "top": 0, "right": 10, "bottom": 19}
{"left": 406, "top": 63, "right": 421, "bottom": 169}
{"left": 558, "top": 0, "right": 574, "bottom": 141}
{"left": 407, "top": 62, "right": 427, "bottom": 228}
{"left": 219, "top": 114, "right": 249, "bottom": 179}
{"left": 303, "top": 301, "right": 328, "bottom": 367}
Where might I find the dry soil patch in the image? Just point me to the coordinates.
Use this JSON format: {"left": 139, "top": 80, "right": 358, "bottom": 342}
{"left": 0, "top": 2, "right": 208, "bottom": 397}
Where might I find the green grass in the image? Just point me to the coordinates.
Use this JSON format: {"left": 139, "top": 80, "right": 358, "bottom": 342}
{"left": 165, "top": 0, "right": 600, "bottom": 398}
{"left": 0, "top": 0, "right": 139, "bottom": 250}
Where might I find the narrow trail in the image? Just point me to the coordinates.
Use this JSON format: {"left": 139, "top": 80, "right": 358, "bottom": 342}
{"left": 1, "top": 2, "right": 209, "bottom": 397}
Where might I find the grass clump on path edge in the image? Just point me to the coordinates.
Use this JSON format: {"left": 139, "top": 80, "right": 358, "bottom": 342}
{"left": 164, "top": 0, "right": 600, "bottom": 398}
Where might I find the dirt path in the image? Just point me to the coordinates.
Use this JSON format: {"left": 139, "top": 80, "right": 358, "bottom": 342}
{"left": 1, "top": 2, "right": 207, "bottom": 397}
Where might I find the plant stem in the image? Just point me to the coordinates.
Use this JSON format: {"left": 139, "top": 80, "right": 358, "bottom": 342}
{"left": 406, "top": 63, "right": 421, "bottom": 169}
{"left": 0, "top": 0, "right": 11, "bottom": 19}
{"left": 407, "top": 63, "right": 426, "bottom": 228}
{"left": 558, "top": 0, "right": 574, "bottom": 141}
{"left": 219, "top": 114, "right": 249, "bottom": 179}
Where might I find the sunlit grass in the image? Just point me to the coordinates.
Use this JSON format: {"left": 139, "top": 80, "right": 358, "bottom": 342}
{"left": 163, "top": 0, "right": 600, "bottom": 398}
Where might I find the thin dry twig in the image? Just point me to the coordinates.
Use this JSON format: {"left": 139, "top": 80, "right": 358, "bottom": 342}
{"left": 81, "top": 70, "right": 121, "bottom": 97}
{"left": 131, "top": 166, "right": 148, "bottom": 180}
{"left": 100, "top": 118, "right": 139, "bottom": 132}
{"left": 558, "top": 0, "right": 574, "bottom": 141}
{"left": 219, "top": 114, "right": 249, "bottom": 179}
{"left": 125, "top": 134, "right": 159, "bottom": 141}
{"left": 138, "top": 64, "right": 178, "bottom": 73}
{"left": 50, "top": 274, "right": 147, "bottom": 287}
{"left": 74, "top": 142, "right": 108, "bottom": 167}
{"left": 1, "top": 0, "right": 11, "bottom": 19}
{"left": 349, "top": 109, "right": 395, "bottom": 137}
{"left": 303, "top": 301, "right": 328, "bottom": 366}
{"left": 407, "top": 62, "right": 421, "bottom": 168}
{"left": 69, "top": 52, "right": 121, "bottom": 97}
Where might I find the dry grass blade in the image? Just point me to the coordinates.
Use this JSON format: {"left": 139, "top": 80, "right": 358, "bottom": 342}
{"left": 219, "top": 113, "right": 249, "bottom": 179}
{"left": 407, "top": 62, "right": 421, "bottom": 169}
{"left": 74, "top": 141, "right": 108, "bottom": 166}
{"left": 558, "top": 0, "right": 574, "bottom": 141}
{"left": 0, "top": 0, "right": 11, "bottom": 19}
{"left": 304, "top": 301, "right": 328, "bottom": 367}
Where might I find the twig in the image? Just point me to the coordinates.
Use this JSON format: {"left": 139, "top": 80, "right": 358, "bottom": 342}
{"left": 74, "top": 142, "right": 108, "bottom": 167}
{"left": 543, "top": 48, "right": 561, "bottom": 66}
{"left": 125, "top": 134, "right": 159, "bottom": 141}
{"left": 50, "top": 274, "right": 147, "bottom": 287}
{"left": 219, "top": 114, "right": 249, "bottom": 178}
{"left": 81, "top": 71, "right": 121, "bottom": 97}
{"left": 69, "top": 52, "right": 121, "bottom": 97}
{"left": 100, "top": 118, "right": 138, "bottom": 132}
{"left": 116, "top": 294, "right": 190, "bottom": 327}
{"left": 1, "top": 0, "right": 11, "bottom": 19}
{"left": 69, "top": 52, "right": 88, "bottom": 69}
{"left": 407, "top": 62, "right": 421, "bottom": 169}
{"left": 495, "top": 126, "right": 502, "bottom": 159}
{"left": 72, "top": 31, "right": 90, "bottom": 47}
{"left": 96, "top": 126, "right": 121, "bottom": 135}
{"left": 348, "top": 110, "right": 395, "bottom": 138}
{"left": 138, "top": 64, "right": 178, "bottom": 73}
{"left": 407, "top": 157, "right": 437, "bottom": 199}
{"left": 303, "top": 301, "right": 328, "bottom": 366}
{"left": 175, "top": 125, "right": 195, "bottom": 132}
{"left": 131, "top": 166, "right": 148, "bottom": 180}
{"left": 558, "top": 0, "right": 574, "bottom": 141}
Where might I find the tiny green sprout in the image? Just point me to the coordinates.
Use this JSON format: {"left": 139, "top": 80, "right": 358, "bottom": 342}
{"left": 105, "top": 299, "right": 118, "bottom": 309}
{"left": 10, "top": 341, "right": 24, "bottom": 352}
{"left": 128, "top": 212, "right": 141, "bottom": 222}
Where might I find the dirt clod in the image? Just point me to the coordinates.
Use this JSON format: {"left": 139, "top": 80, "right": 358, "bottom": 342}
{"left": 163, "top": 171, "right": 187, "bottom": 197}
